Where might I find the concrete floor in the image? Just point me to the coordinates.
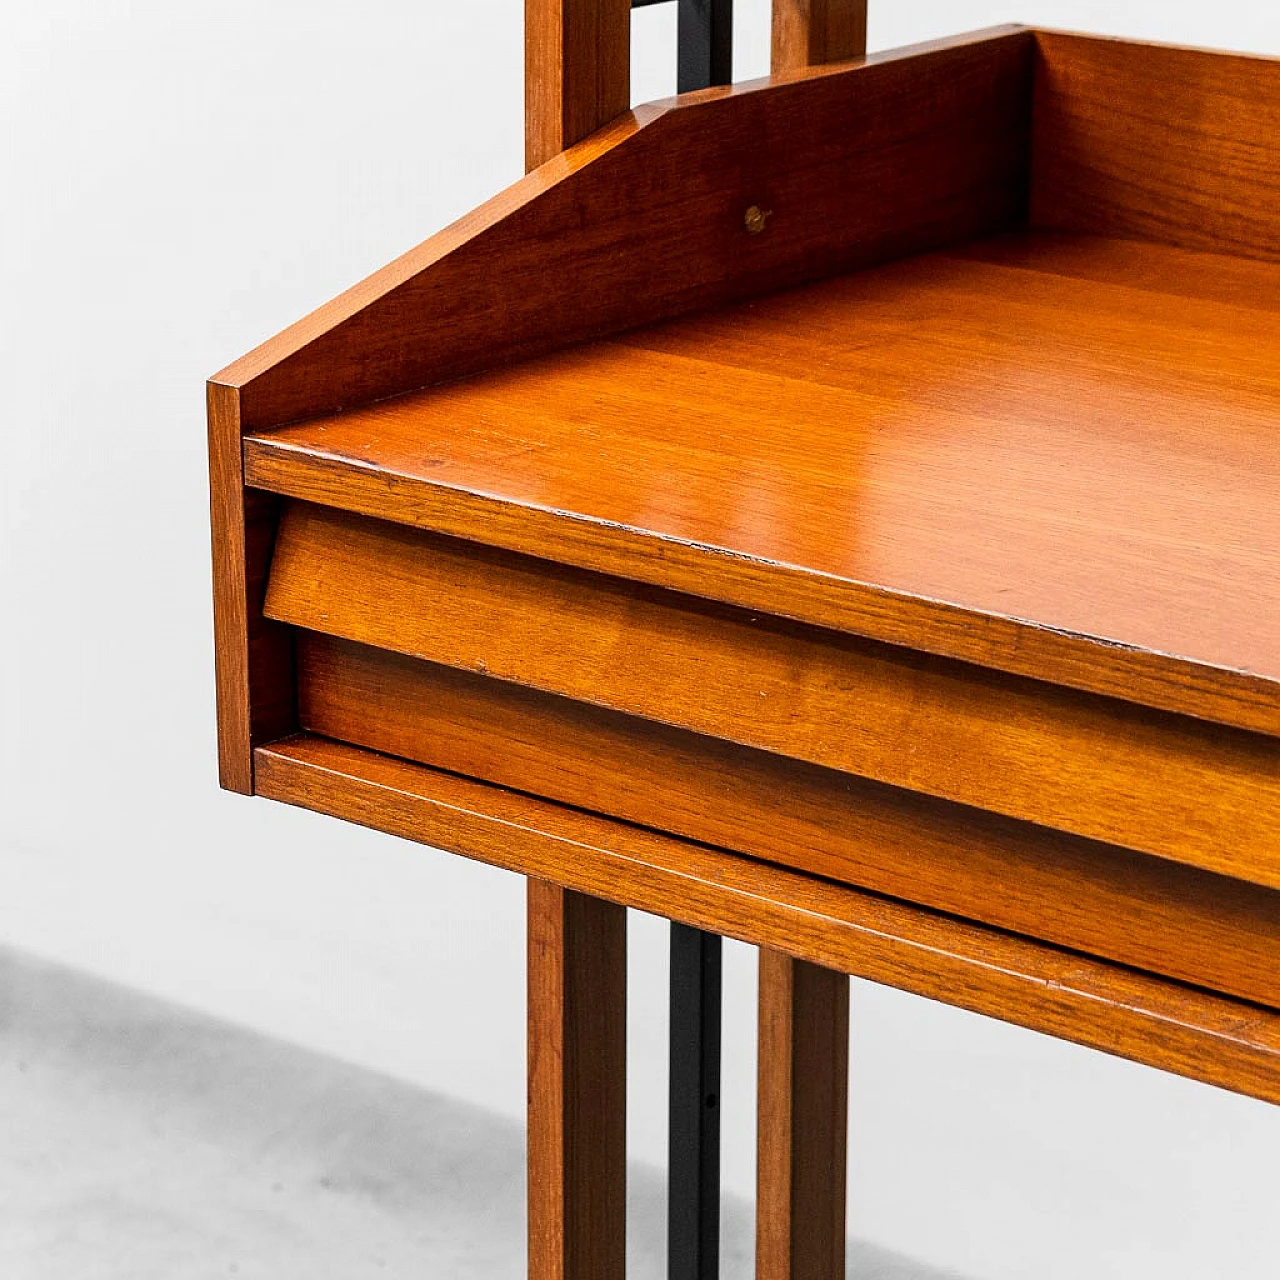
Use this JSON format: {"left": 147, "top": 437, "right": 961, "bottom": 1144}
{"left": 0, "top": 945, "right": 967, "bottom": 1279}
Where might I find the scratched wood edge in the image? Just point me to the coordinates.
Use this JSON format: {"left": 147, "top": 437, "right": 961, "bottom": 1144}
{"left": 253, "top": 736, "right": 1280, "bottom": 1107}
{"left": 243, "top": 440, "right": 1280, "bottom": 741}
{"left": 208, "top": 25, "right": 1030, "bottom": 430}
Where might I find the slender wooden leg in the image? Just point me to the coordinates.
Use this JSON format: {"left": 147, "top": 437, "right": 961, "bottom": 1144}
{"left": 756, "top": 950, "right": 850, "bottom": 1280}
{"left": 528, "top": 878, "right": 628, "bottom": 1280}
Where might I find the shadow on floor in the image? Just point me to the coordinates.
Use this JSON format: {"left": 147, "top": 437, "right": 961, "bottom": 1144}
{"left": 0, "top": 944, "right": 971, "bottom": 1279}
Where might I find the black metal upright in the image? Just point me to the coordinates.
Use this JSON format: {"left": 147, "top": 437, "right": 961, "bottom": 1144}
{"left": 625, "top": 6, "right": 733, "bottom": 1275}
{"left": 677, "top": 0, "right": 734, "bottom": 94}
{"left": 665, "top": 7, "right": 732, "bottom": 1268}
{"left": 668, "top": 922, "right": 723, "bottom": 1280}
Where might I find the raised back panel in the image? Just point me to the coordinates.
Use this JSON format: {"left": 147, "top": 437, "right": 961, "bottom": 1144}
{"left": 1031, "top": 32, "right": 1280, "bottom": 260}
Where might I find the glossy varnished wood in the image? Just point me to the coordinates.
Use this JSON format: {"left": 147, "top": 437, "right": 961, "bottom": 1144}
{"left": 522, "top": 15, "right": 630, "bottom": 1276}
{"left": 1032, "top": 33, "right": 1280, "bottom": 262}
{"left": 245, "top": 232, "right": 1280, "bottom": 739}
{"left": 211, "top": 28, "right": 1030, "bottom": 431}
{"left": 527, "top": 879, "right": 628, "bottom": 1280}
{"left": 265, "top": 502, "right": 1280, "bottom": 890}
{"left": 254, "top": 735, "right": 1280, "bottom": 1107}
{"left": 294, "top": 634, "right": 1280, "bottom": 1009}
{"left": 526, "top": 0, "right": 631, "bottom": 170}
{"left": 757, "top": 952, "right": 849, "bottom": 1280}
{"left": 772, "top": 0, "right": 867, "bottom": 74}
{"left": 207, "top": 384, "right": 295, "bottom": 793}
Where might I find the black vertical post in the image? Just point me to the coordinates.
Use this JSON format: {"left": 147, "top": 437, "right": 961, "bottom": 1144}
{"left": 661, "top": 6, "right": 732, "bottom": 1277}
{"left": 668, "top": 922, "right": 723, "bottom": 1280}
{"left": 677, "top": 0, "right": 733, "bottom": 94}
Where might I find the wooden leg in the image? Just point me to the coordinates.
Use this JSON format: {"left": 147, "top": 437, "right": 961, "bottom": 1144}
{"left": 527, "top": 878, "right": 628, "bottom": 1280}
{"left": 756, "top": 949, "right": 850, "bottom": 1280}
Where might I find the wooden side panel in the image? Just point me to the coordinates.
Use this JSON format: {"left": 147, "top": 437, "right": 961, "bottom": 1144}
{"left": 294, "top": 634, "right": 1280, "bottom": 1010}
{"left": 757, "top": 952, "right": 849, "bottom": 1280}
{"left": 526, "top": 0, "right": 631, "bottom": 170}
{"left": 214, "top": 28, "right": 1032, "bottom": 430}
{"left": 527, "top": 879, "right": 628, "bottom": 1280}
{"left": 263, "top": 503, "right": 1280, "bottom": 890}
{"left": 1032, "top": 33, "right": 1280, "bottom": 260}
{"left": 254, "top": 736, "right": 1280, "bottom": 1107}
{"left": 206, "top": 383, "right": 295, "bottom": 792}
{"left": 772, "top": 0, "right": 868, "bottom": 74}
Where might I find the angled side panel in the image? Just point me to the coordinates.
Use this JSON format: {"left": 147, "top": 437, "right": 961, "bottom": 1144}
{"left": 215, "top": 27, "right": 1033, "bottom": 431}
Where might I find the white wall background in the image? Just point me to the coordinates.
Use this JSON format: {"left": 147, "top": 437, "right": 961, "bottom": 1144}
{"left": 2, "top": 2, "right": 1278, "bottom": 1276}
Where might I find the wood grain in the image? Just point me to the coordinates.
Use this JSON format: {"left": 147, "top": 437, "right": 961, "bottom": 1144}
{"left": 757, "top": 951, "right": 849, "bottom": 1280}
{"left": 212, "top": 28, "right": 1031, "bottom": 430}
{"left": 294, "top": 634, "right": 1280, "bottom": 1010}
{"left": 1032, "top": 32, "right": 1280, "bottom": 261}
{"left": 527, "top": 878, "right": 628, "bottom": 1280}
{"left": 526, "top": 0, "right": 631, "bottom": 170}
{"left": 243, "top": 231, "right": 1280, "bottom": 739}
{"left": 254, "top": 735, "right": 1280, "bottom": 1107}
{"left": 524, "top": 16, "right": 630, "bottom": 1276}
{"left": 206, "top": 383, "right": 295, "bottom": 793}
{"left": 772, "top": 0, "right": 867, "bottom": 74}
{"left": 264, "top": 503, "right": 1280, "bottom": 891}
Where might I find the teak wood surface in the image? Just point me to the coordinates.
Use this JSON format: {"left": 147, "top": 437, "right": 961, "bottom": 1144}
{"left": 527, "top": 879, "right": 628, "bottom": 1280}
{"left": 295, "top": 634, "right": 1280, "bottom": 1010}
{"left": 254, "top": 735, "right": 1280, "bottom": 1109}
{"left": 215, "top": 27, "right": 1032, "bottom": 432}
{"left": 772, "top": 0, "right": 868, "bottom": 74}
{"left": 246, "top": 231, "right": 1280, "bottom": 742}
{"left": 265, "top": 501, "right": 1280, "bottom": 891}
{"left": 757, "top": 953, "right": 850, "bottom": 1280}
{"left": 525, "top": 0, "right": 631, "bottom": 170}
{"left": 1033, "top": 34, "right": 1280, "bottom": 262}
{"left": 518, "top": 26, "right": 632, "bottom": 1278}
{"left": 209, "top": 26, "right": 1280, "bottom": 1272}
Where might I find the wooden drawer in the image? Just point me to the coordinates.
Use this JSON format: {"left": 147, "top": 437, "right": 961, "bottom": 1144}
{"left": 285, "top": 630, "right": 1280, "bottom": 1011}
{"left": 264, "top": 500, "right": 1280, "bottom": 895}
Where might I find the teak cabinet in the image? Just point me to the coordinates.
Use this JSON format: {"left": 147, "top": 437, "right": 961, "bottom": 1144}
{"left": 209, "top": 3, "right": 1280, "bottom": 1276}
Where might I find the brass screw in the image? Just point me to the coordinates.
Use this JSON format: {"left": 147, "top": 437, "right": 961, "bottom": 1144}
{"left": 744, "top": 204, "right": 773, "bottom": 236}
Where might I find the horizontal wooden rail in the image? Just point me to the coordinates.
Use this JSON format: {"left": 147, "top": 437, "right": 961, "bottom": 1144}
{"left": 295, "top": 633, "right": 1280, "bottom": 1009}
{"left": 255, "top": 734, "right": 1280, "bottom": 1107}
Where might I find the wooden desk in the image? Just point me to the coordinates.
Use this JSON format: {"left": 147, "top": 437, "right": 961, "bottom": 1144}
{"left": 209, "top": 11, "right": 1279, "bottom": 1278}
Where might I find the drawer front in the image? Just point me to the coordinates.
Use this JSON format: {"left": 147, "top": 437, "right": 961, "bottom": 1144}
{"left": 264, "top": 500, "right": 1280, "bottom": 892}
{"left": 291, "top": 630, "right": 1280, "bottom": 1010}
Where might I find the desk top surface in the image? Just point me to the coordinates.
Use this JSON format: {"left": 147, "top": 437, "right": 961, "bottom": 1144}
{"left": 248, "top": 230, "right": 1280, "bottom": 733}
